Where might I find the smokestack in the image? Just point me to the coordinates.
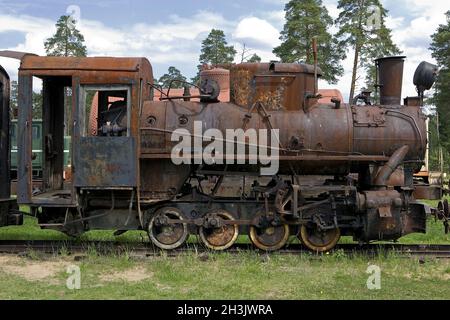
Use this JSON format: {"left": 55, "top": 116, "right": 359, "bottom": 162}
{"left": 376, "top": 56, "right": 406, "bottom": 105}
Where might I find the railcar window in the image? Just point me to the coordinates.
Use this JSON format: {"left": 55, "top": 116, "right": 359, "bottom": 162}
{"left": 32, "top": 125, "right": 40, "bottom": 139}
{"left": 10, "top": 124, "right": 16, "bottom": 139}
{"left": 80, "top": 86, "right": 130, "bottom": 137}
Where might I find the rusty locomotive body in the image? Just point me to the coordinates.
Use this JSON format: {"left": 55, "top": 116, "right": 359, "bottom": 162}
{"left": 0, "top": 52, "right": 445, "bottom": 251}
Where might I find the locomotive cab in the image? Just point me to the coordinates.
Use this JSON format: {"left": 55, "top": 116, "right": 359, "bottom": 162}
{"left": 12, "top": 55, "right": 152, "bottom": 234}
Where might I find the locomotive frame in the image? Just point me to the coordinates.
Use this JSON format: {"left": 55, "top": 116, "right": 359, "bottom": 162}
{"left": 0, "top": 51, "right": 447, "bottom": 252}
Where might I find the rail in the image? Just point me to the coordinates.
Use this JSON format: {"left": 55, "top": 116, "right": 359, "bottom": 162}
{"left": 0, "top": 240, "right": 449, "bottom": 258}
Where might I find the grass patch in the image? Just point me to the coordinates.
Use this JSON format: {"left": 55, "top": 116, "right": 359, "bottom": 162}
{"left": 0, "top": 214, "right": 148, "bottom": 242}
{"left": 1, "top": 202, "right": 449, "bottom": 244}
{"left": 0, "top": 251, "right": 449, "bottom": 299}
{"left": 0, "top": 200, "right": 449, "bottom": 300}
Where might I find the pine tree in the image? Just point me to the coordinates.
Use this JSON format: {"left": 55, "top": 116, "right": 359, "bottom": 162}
{"left": 273, "top": 0, "right": 345, "bottom": 84}
{"left": 44, "top": 15, "right": 87, "bottom": 135}
{"left": 45, "top": 15, "right": 87, "bottom": 57}
{"left": 158, "top": 67, "right": 187, "bottom": 88}
{"left": 335, "top": 0, "right": 401, "bottom": 102}
{"left": 32, "top": 90, "right": 43, "bottom": 119}
{"left": 247, "top": 54, "right": 262, "bottom": 63}
{"left": 430, "top": 11, "right": 450, "bottom": 171}
{"left": 192, "top": 29, "right": 237, "bottom": 84}
{"left": 10, "top": 76, "right": 43, "bottom": 119}
{"left": 199, "top": 29, "right": 236, "bottom": 65}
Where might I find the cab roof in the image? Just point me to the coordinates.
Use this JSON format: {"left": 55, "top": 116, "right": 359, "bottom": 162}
{"left": 20, "top": 55, "right": 150, "bottom": 73}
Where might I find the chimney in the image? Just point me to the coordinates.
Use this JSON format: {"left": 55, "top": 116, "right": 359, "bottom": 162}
{"left": 376, "top": 56, "right": 406, "bottom": 105}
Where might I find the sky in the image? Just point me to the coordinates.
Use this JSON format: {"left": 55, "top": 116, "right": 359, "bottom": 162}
{"left": 0, "top": 0, "right": 448, "bottom": 101}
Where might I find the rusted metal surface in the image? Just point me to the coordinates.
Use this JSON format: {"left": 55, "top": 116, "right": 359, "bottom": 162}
{"left": 199, "top": 210, "right": 239, "bottom": 250}
{"left": 374, "top": 145, "right": 409, "bottom": 186}
{"left": 1, "top": 53, "right": 435, "bottom": 250}
{"left": 358, "top": 190, "right": 404, "bottom": 240}
{"left": 404, "top": 96, "right": 421, "bottom": 106}
{"left": 74, "top": 137, "right": 137, "bottom": 187}
{"left": 376, "top": 56, "right": 406, "bottom": 105}
{"left": 200, "top": 67, "right": 230, "bottom": 102}
{"left": 16, "top": 55, "right": 153, "bottom": 208}
{"left": 139, "top": 159, "right": 191, "bottom": 201}
{"left": 413, "top": 185, "right": 443, "bottom": 200}
{"left": 20, "top": 56, "right": 148, "bottom": 72}
{"left": 318, "top": 89, "right": 344, "bottom": 104}
{"left": 226, "top": 62, "right": 321, "bottom": 111}
{"left": 138, "top": 95, "right": 426, "bottom": 189}
{"left": 352, "top": 106, "right": 426, "bottom": 160}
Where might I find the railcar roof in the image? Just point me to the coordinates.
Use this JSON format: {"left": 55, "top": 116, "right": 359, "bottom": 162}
{"left": 19, "top": 55, "right": 150, "bottom": 73}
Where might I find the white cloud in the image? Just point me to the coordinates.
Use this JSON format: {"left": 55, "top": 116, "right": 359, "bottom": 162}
{"left": 0, "top": 14, "right": 54, "bottom": 88}
{"left": 323, "top": 0, "right": 340, "bottom": 19}
{"left": 0, "top": 0, "right": 447, "bottom": 102}
{"left": 321, "top": 0, "right": 446, "bottom": 101}
{"left": 261, "top": 10, "right": 285, "bottom": 28}
{"left": 397, "top": 0, "right": 449, "bottom": 19}
{"left": 0, "top": 14, "right": 53, "bottom": 55}
{"left": 387, "top": 1, "right": 448, "bottom": 99}
{"left": 0, "top": 10, "right": 235, "bottom": 80}
{"left": 233, "top": 17, "right": 281, "bottom": 48}
{"left": 385, "top": 16, "right": 404, "bottom": 30}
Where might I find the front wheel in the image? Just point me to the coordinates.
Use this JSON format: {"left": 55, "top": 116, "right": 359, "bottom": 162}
{"left": 298, "top": 224, "right": 341, "bottom": 252}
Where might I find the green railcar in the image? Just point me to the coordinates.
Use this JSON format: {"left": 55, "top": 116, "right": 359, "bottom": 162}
{"left": 10, "top": 119, "right": 71, "bottom": 178}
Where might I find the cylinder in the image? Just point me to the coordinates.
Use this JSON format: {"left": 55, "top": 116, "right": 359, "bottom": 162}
{"left": 200, "top": 68, "right": 230, "bottom": 102}
{"left": 376, "top": 56, "right": 406, "bottom": 105}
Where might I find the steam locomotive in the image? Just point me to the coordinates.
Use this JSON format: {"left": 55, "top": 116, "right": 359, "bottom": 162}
{"left": 0, "top": 50, "right": 447, "bottom": 252}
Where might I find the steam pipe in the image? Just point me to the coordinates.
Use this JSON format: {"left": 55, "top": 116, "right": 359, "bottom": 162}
{"left": 374, "top": 145, "right": 410, "bottom": 186}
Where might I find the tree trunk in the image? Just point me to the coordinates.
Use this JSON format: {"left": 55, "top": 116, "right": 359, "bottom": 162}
{"left": 349, "top": 44, "right": 359, "bottom": 103}
{"left": 350, "top": 0, "right": 365, "bottom": 103}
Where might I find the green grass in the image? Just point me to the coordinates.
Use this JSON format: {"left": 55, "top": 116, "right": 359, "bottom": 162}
{"left": 0, "top": 215, "right": 149, "bottom": 242}
{"left": 1, "top": 215, "right": 448, "bottom": 245}
{"left": 399, "top": 197, "right": 450, "bottom": 244}
{"left": 0, "top": 202, "right": 449, "bottom": 300}
{"left": 0, "top": 207, "right": 148, "bottom": 242}
{"left": 1, "top": 207, "right": 448, "bottom": 245}
{"left": 0, "top": 251, "right": 449, "bottom": 299}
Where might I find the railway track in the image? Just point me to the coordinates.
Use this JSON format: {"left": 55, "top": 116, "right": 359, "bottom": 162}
{"left": 0, "top": 240, "right": 449, "bottom": 258}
